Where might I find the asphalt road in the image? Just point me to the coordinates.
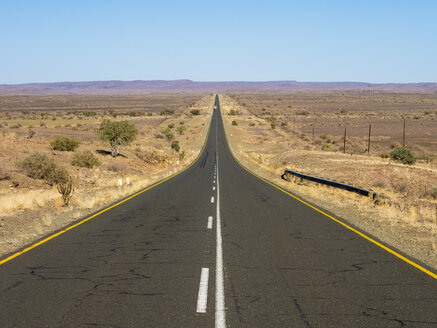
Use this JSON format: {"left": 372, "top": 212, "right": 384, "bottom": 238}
{"left": 1, "top": 95, "right": 436, "bottom": 327}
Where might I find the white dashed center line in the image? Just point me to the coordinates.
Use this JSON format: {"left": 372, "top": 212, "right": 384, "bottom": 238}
{"left": 196, "top": 268, "right": 209, "bottom": 313}
{"left": 211, "top": 197, "right": 214, "bottom": 203}
{"left": 207, "top": 216, "right": 213, "bottom": 229}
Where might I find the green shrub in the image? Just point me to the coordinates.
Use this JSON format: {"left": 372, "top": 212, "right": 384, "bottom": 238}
{"left": 179, "top": 150, "right": 186, "bottom": 161}
{"left": 160, "top": 109, "right": 174, "bottom": 116}
{"left": 190, "top": 109, "right": 201, "bottom": 115}
{"left": 177, "top": 126, "right": 186, "bottom": 134}
{"left": 71, "top": 150, "right": 101, "bottom": 168}
{"left": 281, "top": 122, "right": 287, "bottom": 126}
{"left": 390, "top": 147, "right": 416, "bottom": 165}
{"left": 168, "top": 123, "right": 175, "bottom": 129}
{"left": 83, "top": 111, "right": 97, "bottom": 117}
{"left": 271, "top": 122, "right": 276, "bottom": 129}
{"left": 128, "top": 111, "right": 141, "bottom": 117}
{"left": 161, "top": 127, "right": 171, "bottom": 135}
{"left": 379, "top": 153, "right": 389, "bottom": 159}
{"left": 229, "top": 109, "right": 237, "bottom": 115}
{"left": 431, "top": 185, "right": 437, "bottom": 199}
{"left": 17, "top": 151, "right": 68, "bottom": 185}
{"left": 161, "top": 127, "right": 174, "bottom": 140}
{"left": 171, "top": 140, "right": 180, "bottom": 152}
{"left": 50, "top": 136, "right": 81, "bottom": 151}
{"left": 232, "top": 120, "right": 238, "bottom": 125}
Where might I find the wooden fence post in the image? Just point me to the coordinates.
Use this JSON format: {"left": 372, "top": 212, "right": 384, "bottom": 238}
{"left": 344, "top": 127, "right": 347, "bottom": 154}
{"left": 368, "top": 124, "right": 372, "bottom": 154}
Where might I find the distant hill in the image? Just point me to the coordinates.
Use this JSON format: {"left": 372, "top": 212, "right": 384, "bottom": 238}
{"left": 0, "top": 79, "right": 436, "bottom": 94}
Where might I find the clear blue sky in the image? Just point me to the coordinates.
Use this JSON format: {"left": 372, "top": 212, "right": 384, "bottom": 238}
{"left": 1, "top": 0, "right": 436, "bottom": 84}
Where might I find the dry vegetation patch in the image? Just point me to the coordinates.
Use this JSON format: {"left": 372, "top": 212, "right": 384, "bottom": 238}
{"left": 220, "top": 92, "right": 437, "bottom": 270}
{"left": 0, "top": 93, "right": 214, "bottom": 257}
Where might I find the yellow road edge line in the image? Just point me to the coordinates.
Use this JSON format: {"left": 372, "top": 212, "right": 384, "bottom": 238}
{"left": 221, "top": 109, "right": 437, "bottom": 280}
{"left": 0, "top": 110, "right": 214, "bottom": 267}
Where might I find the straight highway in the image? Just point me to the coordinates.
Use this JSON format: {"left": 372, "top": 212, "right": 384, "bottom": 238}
{"left": 0, "top": 95, "right": 436, "bottom": 327}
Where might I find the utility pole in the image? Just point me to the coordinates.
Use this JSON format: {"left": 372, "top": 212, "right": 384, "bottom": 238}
{"left": 368, "top": 124, "right": 372, "bottom": 154}
{"left": 344, "top": 127, "right": 347, "bottom": 154}
{"left": 402, "top": 117, "right": 406, "bottom": 147}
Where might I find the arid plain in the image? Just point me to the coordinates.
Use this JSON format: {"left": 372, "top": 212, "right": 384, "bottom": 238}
{"left": 0, "top": 93, "right": 214, "bottom": 256}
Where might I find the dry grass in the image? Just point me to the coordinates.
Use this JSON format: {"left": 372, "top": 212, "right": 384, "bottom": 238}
{"left": 0, "top": 93, "right": 215, "bottom": 257}
{"left": 221, "top": 93, "right": 437, "bottom": 270}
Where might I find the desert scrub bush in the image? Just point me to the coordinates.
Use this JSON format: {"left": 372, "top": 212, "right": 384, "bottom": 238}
{"left": 177, "top": 126, "right": 186, "bottom": 134}
{"left": 168, "top": 123, "right": 175, "bottom": 129}
{"left": 190, "top": 109, "right": 200, "bottom": 115}
{"left": 232, "top": 120, "right": 238, "bottom": 126}
{"left": 17, "top": 151, "right": 69, "bottom": 185}
{"left": 171, "top": 140, "right": 180, "bottom": 152}
{"left": 390, "top": 147, "right": 416, "bottom": 165}
{"left": 83, "top": 110, "right": 97, "bottom": 117}
{"left": 161, "top": 127, "right": 171, "bottom": 135}
{"left": 96, "top": 119, "right": 138, "bottom": 157}
{"left": 71, "top": 150, "right": 101, "bottom": 168}
{"left": 27, "top": 128, "right": 35, "bottom": 139}
{"left": 106, "top": 160, "right": 128, "bottom": 172}
{"left": 53, "top": 168, "right": 73, "bottom": 206}
{"left": 229, "top": 109, "right": 237, "bottom": 115}
{"left": 128, "top": 111, "right": 141, "bottom": 117}
{"left": 161, "top": 127, "right": 174, "bottom": 141}
{"left": 249, "top": 122, "right": 255, "bottom": 127}
{"left": 10, "top": 123, "right": 22, "bottom": 129}
{"left": 379, "top": 153, "right": 389, "bottom": 158}
{"left": 136, "top": 150, "right": 168, "bottom": 164}
{"left": 281, "top": 122, "right": 287, "bottom": 126}
{"left": 179, "top": 150, "right": 185, "bottom": 161}
{"left": 50, "top": 136, "right": 81, "bottom": 151}
{"left": 271, "top": 122, "right": 276, "bottom": 129}
{"left": 17, "top": 152, "right": 57, "bottom": 181}
{"left": 0, "top": 164, "right": 10, "bottom": 180}
{"left": 431, "top": 185, "right": 437, "bottom": 199}
{"left": 160, "top": 109, "right": 174, "bottom": 116}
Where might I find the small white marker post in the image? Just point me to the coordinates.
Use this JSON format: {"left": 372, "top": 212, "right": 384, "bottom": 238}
{"left": 125, "top": 177, "right": 130, "bottom": 185}
{"left": 176, "top": 161, "right": 179, "bottom": 165}
{"left": 118, "top": 178, "right": 123, "bottom": 186}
